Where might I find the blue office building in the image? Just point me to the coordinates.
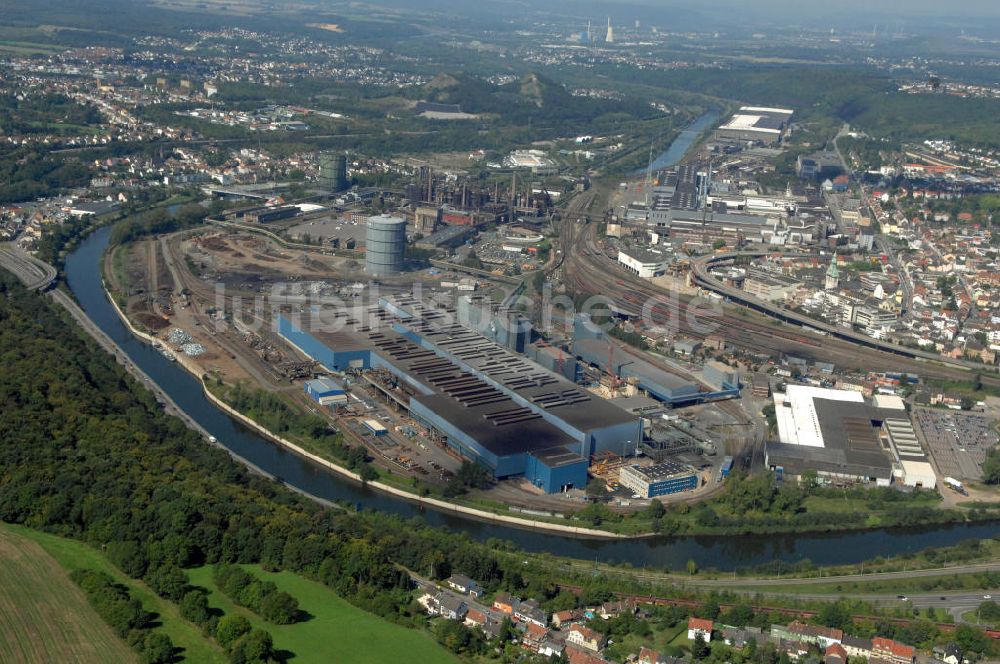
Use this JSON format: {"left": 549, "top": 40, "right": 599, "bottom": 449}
{"left": 619, "top": 461, "right": 698, "bottom": 498}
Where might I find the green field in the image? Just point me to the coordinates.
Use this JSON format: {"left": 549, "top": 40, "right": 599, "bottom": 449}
{"left": 5, "top": 524, "right": 226, "bottom": 664}
{"left": 0, "top": 525, "right": 137, "bottom": 664}
{"left": 962, "top": 610, "right": 1000, "bottom": 628}
{"left": 187, "top": 565, "right": 456, "bottom": 664}
{"left": 4, "top": 523, "right": 456, "bottom": 663}
{"left": 0, "top": 40, "right": 64, "bottom": 55}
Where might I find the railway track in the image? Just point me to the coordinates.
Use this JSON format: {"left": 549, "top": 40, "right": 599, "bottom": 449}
{"left": 554, "top": 583, "right": 1000, "bottom": 638}
{"left": 559, "top": 221, "right": 1000, "bottom": 386}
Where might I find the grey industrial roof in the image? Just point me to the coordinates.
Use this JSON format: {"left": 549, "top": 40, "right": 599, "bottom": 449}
{"left": 766, "top": 442, "right": 892, "bottom": 480}
{"left": 529, "top": 446, "right": 587, "bottom": 468}
{"left": 306, "top": 376, "right": 343, "bottom": 392}
{"left": 419, "top": 224, "right": 472, "bottom": 245}
{"left": 363, "top": 323, "right": 581, "bottom": 458}
{"left": 620, "top": 246, "right": 669, "bottom": 264}
{"left": 387, "top": 297, "right": 637, "bottom": 432}
{"left": 413, "top": 393, "right": 577, "bottom": 457}
{"left": 291, "top": 298, "right": 636, "bottom": 458}
{"left": 624, "top": 460, "right": 692, "bottom": 481}
{"left": 813, "top": 398, "right": 893, "bottom": 470}
{"left": 669, "top": 211, "right": 770, "bottom": 226}
{"left": 766, "top": 398, "right": 894, "bottom": 479}
{"left": 574, "top": 337, "right": 697, "bottom": 392}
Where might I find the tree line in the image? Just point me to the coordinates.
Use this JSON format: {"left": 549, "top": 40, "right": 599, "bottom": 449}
{"left": 71, "top": 569, "right": 175, "bottom": 664}
{"left": 213, "top": 564, "right": 300, "bottom": 625}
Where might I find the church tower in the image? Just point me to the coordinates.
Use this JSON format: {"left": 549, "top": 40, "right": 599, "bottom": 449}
{"left": 825, "top": 253, "right": 840, "bottom": 290}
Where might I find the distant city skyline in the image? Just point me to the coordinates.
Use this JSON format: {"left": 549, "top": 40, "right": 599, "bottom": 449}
{"left": 374, "top": 0, "right": 1000, "bottom": 35}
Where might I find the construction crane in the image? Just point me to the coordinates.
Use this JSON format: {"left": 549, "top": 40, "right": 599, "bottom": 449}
{"left": 607, "top": 344, "right": 620, "bottom": 393}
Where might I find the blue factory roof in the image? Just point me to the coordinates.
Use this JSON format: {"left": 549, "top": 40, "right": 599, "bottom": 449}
{"left": 305, "top": 376, "right": 343, "bottom": 394}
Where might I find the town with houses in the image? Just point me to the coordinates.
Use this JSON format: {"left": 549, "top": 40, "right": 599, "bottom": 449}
{"left": 418, "top": 571, "right": 967, "bottom": 664}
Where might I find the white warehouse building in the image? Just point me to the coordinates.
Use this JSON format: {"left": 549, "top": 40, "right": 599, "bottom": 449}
{"left": 618, "top": 248, "right": 668, "bottom": 279}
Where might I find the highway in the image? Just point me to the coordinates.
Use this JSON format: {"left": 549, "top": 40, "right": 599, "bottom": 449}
{"left": 761, "top": 591, "right": 996, "bottom": 621}
{"left": 0, "top": 243, "right": 58, "bottom": 290}
{"left": 555, "top": 580, "right": 1000, "bottom": 633}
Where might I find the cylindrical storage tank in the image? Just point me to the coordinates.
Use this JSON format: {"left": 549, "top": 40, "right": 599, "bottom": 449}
{"left": 365, "top": 214, "right": 407, "bottom": 276}
{"left": 319, "top": 153, "right": 349, "bottom": 192}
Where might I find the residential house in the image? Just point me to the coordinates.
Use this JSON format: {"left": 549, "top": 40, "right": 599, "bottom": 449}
{"left": 437, "top": 594, "right": 468, "bottom": 621}
{"left": 771, "top": 620, "right": 842, "bottom": 647}
{"left": 638, "top": 646, "right": 662, "bottom": 664}
{"left": 566, "top": 646, "right": 608, "bottom": 664}
{"left": 687, "top": 617, "right": 714, "bottom": 642}
{"left": 871, "top": 636, "right": 915, "bottom": 664}
{"left": 775, "top": 638, "right": 810, "bottom": 661}
{"left": 721, "top": 625, "right": 763, "bottom": 648}
{"left": 825, "top": 643, "right": 849, "bottom": 664}
{"left": 521, "top": 622, "right": 550, "bottom": 652}
{"left": 514, "top": 598, "right": 547, "bottom": 627}
{"left": 637, "top": 646, "right": 685, "bottom": 664}
{"left": 934, "top": 643, "right": 963, "bottom": 664}
{"left": 599, "top": 600, "right": 636, "bottom": 620}
{"left": 446, "top": 574, "right": 482, "bottom": 597}
{"left": 539, "top": 640, "right": 565, "bottom": 658}
{"left": 493, "top": 592, "right": 518, "bottom": 615}
{"left": 553, "top": 608, "right": 586, "bottom": 628}
{"left": 464, "top": 607, "right": 503, "bottom": 639}
{"left": 567, "top": 624, "right": 606, "bottom": 653}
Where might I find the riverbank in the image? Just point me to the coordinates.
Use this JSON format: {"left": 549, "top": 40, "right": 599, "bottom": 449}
{"left": 100, "top": 255, "right": 634, "bottom": 539}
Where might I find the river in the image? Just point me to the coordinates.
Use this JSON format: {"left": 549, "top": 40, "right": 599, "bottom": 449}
{"left": 637, "top": 109, "right": 721, "bottom": 176}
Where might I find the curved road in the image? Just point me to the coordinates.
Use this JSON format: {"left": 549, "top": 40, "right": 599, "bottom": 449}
{"left": 0, "top": 243, "right": 58, "bottom": 290}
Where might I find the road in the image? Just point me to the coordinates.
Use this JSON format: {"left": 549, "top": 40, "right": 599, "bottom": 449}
{"left": 0, "top": 243, "right": 58, "bottom": 290}
{"left": 740, "top": 588, "right": 996, "bottom": 622}
{"left": 692, "top": 561, "right": 1000, "bottom": 587}
{"left": 555, "top": 557, "right": 1000, "bottom": 621}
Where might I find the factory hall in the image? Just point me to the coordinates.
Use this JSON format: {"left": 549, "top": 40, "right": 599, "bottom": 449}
{"left": 277, "top": 295, "right": 643, "bottom": 493}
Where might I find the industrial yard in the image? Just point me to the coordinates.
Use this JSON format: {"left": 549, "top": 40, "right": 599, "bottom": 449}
{"left": 103, "top": 202, "right": 743, "bottom": 515}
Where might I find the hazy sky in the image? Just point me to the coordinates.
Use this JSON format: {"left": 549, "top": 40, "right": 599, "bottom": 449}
{"left": 600, "top": 0, "right": 1000, "bottom": 16}
{"left": 540, "top": 0, "right": 1000, "bottom": 33}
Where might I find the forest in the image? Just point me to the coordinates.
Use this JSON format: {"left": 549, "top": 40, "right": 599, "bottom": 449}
{"left": 0, "top": 146, "right": 91, "bottom": 203}
{"left": 0, "top": 93, "right": 103, "bottom": 135}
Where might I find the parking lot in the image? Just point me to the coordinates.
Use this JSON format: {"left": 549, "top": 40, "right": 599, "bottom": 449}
{"left": 912, "top": 407, "right": 998, "bottom": 481}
